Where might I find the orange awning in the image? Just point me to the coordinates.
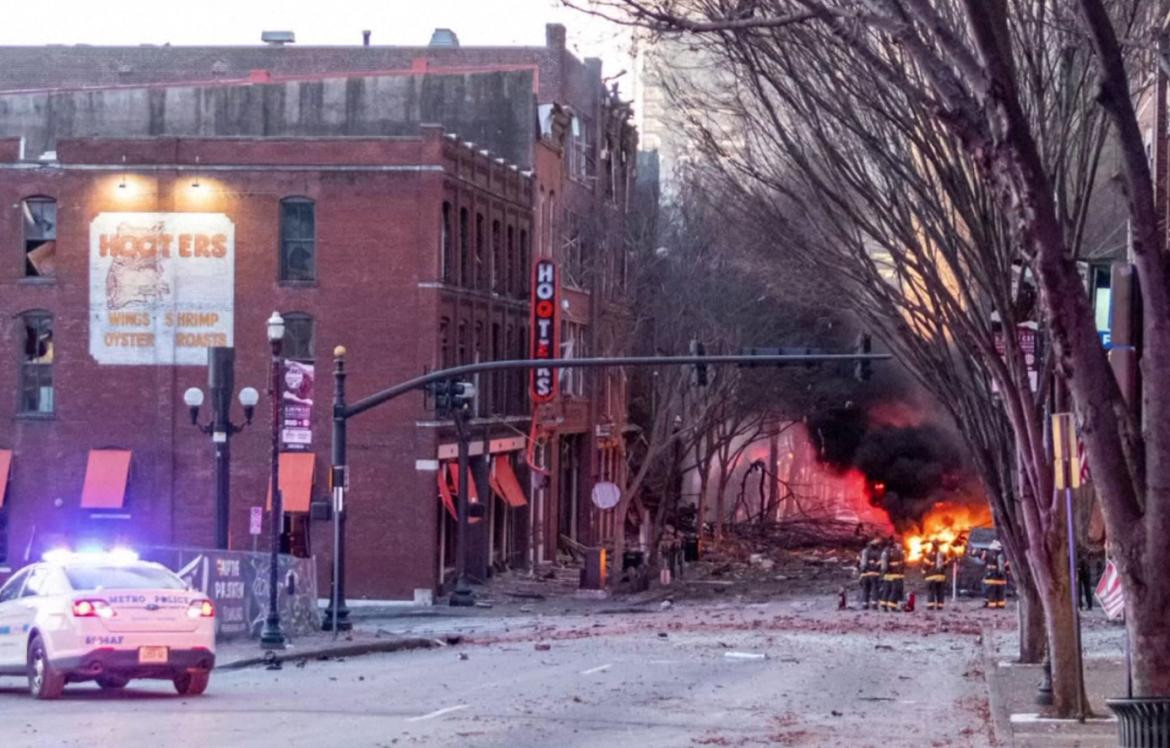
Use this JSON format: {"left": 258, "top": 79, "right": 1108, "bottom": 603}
{"left": 437, "top": 469, "right": 457, "bottom": 520}
{"left": 491, "top": 456, "right": 527, "bottom": 508}
{"left": 267, "top": 452, "right": 316, "bottom": 512}
{"left": 0, "top": 449, "right": 11, "bottom": 509}
{"left": 446, "top": 462, "right": 482, "bottom": 524}
{"left": 80, "top": 450, "right": 131, "bottom": 509}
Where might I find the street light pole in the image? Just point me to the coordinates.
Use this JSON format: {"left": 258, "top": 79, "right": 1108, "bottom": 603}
{"left": 450, "top": 396, "right": 475, "bottom": 607}
{"left": 323, "top": 346, "right": 351, "bottom": 632}
{"left": 183, "top": 347, "right": 258, "bottom": 551}
{"left": 260, "top": 311, "right": 288, "bottom": 650}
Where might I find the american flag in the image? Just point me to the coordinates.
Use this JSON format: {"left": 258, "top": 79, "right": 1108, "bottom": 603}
{"left": 1077, "top": 435, "right": 1091, "bottom": 485}
{"left": 1095, "top": 560, "right": 1124, "bottom": 620}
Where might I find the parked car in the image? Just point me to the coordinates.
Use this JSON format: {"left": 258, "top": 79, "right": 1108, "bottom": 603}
{"left": 955, "top": 526, "right": 1015, "bottom": 597}
{"left": 0, "top": 549, "right": 216, "bottom": 699}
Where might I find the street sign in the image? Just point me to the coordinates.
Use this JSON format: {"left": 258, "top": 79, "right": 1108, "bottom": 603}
{"left": 249, "top": 506, "right": 263, "bottom": 536}
{"left": 1095, "top": 560, "right": 1125, "bottom": 621}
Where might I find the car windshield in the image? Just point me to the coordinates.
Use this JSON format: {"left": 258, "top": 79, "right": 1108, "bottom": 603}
{"left": 63, "top": 565, "right": 185, "bottom": 591}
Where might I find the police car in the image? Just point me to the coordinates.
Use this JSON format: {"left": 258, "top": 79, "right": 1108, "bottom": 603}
{"left": 0, "top": 549, "right": 216, "bottom": 699}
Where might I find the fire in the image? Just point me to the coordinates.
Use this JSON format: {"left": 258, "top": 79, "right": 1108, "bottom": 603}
{"left": 904, "top": 501, "right": 993, "bottom": 562}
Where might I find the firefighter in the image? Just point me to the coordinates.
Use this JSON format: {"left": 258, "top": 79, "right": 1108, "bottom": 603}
{"left": 880, "top": 536, "right": 906, "bottom": 611}
{"left": 858, "top": 537, "right": 883, "bottom": 610}
{"left": 982, "top": 540, "right": 1008, "bottom": 609}
{"left": 923, "top": 539, "right": 948, "bottom": 611}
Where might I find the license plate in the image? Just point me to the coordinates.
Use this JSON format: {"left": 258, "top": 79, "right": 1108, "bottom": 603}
{"left": 138, "top": 646, "right": 169, "bottom": 664}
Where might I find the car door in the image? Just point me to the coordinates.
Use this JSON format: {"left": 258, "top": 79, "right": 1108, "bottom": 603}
{"left": 0, "top": 569, "right": 31, "bottom": 668}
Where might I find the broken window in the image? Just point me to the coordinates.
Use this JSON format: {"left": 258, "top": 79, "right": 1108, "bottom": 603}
{"left": 569, "top": 116, "right": 594, "bottom": 182}
{"left": 491, "top": 219, "right": 502, "bottom": 293}
{"left": 279, "top": 197, "right": 315, "bottom": 282}
{"left": 475, "top": 212, "right": 486, "bottom": 290}
{"left": 459, "top": 208, "right": 470, "bottom": 287}
{"left": 282, "top": 312, "right": 314, "bottom": 362}
{"left": 441, "top": 202, "right": 453, "bottom": 283}
{"left": 20, "top": 311, "right": 53, "bottom": 414}
{"left": 506, "top": 225, "right": 516, "bottom": 297}
{"left": 23, "top": 197, "right": 57, "bottom": 278}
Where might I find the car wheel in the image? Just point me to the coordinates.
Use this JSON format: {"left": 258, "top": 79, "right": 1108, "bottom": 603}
{"left": 27, "top": 635, "right": 66, "bottom": 700}
{"left": 173, "top": 669, "right": 210, "bottom": 696}
{"left": 97, "top": 675, "right": 129, "bottom": 690}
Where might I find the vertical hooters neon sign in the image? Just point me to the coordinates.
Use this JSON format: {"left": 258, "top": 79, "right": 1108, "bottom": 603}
{"left": 530, "top": 259, "right": 560, "bottom": 402}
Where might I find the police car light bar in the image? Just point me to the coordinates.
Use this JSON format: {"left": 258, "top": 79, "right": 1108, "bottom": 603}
{"left": 42, "top": 547, "right": 140, "bottom": 564}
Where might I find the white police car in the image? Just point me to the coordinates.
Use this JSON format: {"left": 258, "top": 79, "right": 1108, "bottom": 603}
{"left": 0, "top": 549, "right": 216, "bottom": 699}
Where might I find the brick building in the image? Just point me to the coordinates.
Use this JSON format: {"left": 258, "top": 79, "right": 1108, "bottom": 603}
{"left": 0, "top": 24, "right": 638, "bottom": 597}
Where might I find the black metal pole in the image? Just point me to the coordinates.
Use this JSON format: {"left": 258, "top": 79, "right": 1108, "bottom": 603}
{"left": 260, "top": 337, "right": 287, "bottom": 649}
{"left": 450, "top": 397, "right": 475, "bottom": 607}
{"left": 324, "top": 347, "right": 352, "bottom": 631}
{"left": 209, "top": 346, "right": 235, "bottom": 550}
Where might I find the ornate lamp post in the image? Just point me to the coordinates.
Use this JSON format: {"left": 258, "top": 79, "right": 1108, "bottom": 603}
{"left": 183, "top": 347, "right": 259, "bottom": 550}
{"left": 259, "top": 312, "right": 288, "bottom": 650}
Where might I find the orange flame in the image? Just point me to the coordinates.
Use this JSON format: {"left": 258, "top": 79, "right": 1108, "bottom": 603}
{"left": 904, "top": 501, "right": 993, "bottom": 562}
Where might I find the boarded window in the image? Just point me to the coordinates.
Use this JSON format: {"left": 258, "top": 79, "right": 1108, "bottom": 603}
{"left": 20, "top": 311, "right": 53, "bottom": 414}
{"left": 279, "top": 198, "right": 315, "bottom": 282}
{"left": 23, "top": 197, "right": 57, "bottom": 278}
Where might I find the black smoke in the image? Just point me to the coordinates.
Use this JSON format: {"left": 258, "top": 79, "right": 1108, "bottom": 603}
{"left": 807, "top": 404, "right": 966, "bottom": 529}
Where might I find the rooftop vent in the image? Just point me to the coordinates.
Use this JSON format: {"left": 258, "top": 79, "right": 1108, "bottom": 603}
{"left": 261, "top": 31, "right": 295, "bottom": 46}
{"left": 428, "top": 28, "right": 460, "bottom": 48}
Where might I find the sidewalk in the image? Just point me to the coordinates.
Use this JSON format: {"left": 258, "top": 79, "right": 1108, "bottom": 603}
{"left": 984, "top": 609, "right": 1128, "bottom": 747}
{"left": 214, "top": 628, "right": 450, "bottom": 670}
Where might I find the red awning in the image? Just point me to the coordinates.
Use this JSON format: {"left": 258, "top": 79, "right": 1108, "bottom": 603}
{"left": 0, "top": 449, "right": 11, "bottom": 509}
{"left": 446, "top": 462, "right": 482, "bottom": 524}
{"left": 437, "top": 469, "right": 457, "bottom": 520}
{"left": 80, "top": 450, "right": 131, "bottom": 509}
{"left": 267, "top": 452, "right": 316, "bottom": 512}
{"left": 491, "top": 456, "right": 527, "bottom": 508}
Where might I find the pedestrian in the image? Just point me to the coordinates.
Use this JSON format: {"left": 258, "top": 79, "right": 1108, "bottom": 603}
{"left": 923, "top": 539, "right": 948, "bottom": 611}
{"left": 879, "top": 536, "right": 905, "bottom": 611}
{"left": 858, "top": 536, "right": 883, "bottom": 610}
{"left": 1076, "top": 545, "right": 1096, "bottom": 611}
{"left": 981, "top": 540, "right": 1008, "bottom": 609}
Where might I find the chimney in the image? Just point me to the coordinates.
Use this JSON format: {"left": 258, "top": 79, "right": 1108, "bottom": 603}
{"left": 362, "top": 30, "right": 371, "bottom": 47}
{"left": 428, "top": 28, "right": 460, "bottom": 48}
{"left": 546, "top": 23, "right": 566, "bottom": 50}
{"left": 260, "top": 30, "right": 295, "bottom": 46}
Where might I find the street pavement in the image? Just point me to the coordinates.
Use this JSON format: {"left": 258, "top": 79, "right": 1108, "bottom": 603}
{"left": 0, "top": 598, "right": 995, "bottom": 747}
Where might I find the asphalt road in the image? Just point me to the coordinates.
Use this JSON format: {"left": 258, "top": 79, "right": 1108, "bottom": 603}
{"left": 0, "top": 600, "right": 995, "bottom": 747}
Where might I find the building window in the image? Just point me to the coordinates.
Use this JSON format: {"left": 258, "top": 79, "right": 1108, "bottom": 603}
{"left": 491, "top": 220, "right": 502, "bottom": 293}
{"left": 279, "top": 198, "right": 316, "bottom": 282}
{"left": 282, "top": 312, "right": 314, "bottom": 362}
{"left": 569, "top": 116, "right": 594, "bottom": 181}
{"left": 474, "top": 322, "right": 485, "bottom": 417}
{"left": 491, "top": 322, "right": 503, "bottom": 413}
{"left": 439, "top": 317, "right": 451, "bottom": 369}
{"left": 459, "top": 208, "right": 470, "bottom": 287}
{"left": 22, "top": 197, "right": 57, "bottom": 278}
{"left": 475, "top": 213, "right": 486, "bottom": 290}
{"left": 19, "top": 311, "right": 53, "bottom": 414}
{"left": 506, "top": 225, "right": 516, "bottom": 297}
{"left": 441, "top": 202, "right": 453, "bottom": 283}
{"left": 457, "top": 322, "right": 468, "bottom": 365}
{"left": 519, "top": 229, "right": 530, "bottom": 296}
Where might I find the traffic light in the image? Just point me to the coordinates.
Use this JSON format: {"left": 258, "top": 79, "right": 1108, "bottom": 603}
{"left": 690, "top": 339, "right": 708, "bottom": 386}
{"left": 431, "top": 379, "right": 477, "bottom": 419}
{"left": 855, "top": 333, "right": 873, "bottom": 382}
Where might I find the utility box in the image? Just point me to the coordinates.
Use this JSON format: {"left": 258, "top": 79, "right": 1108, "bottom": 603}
{"left": 581, "top": 548, "right": 607, "bottom": 590}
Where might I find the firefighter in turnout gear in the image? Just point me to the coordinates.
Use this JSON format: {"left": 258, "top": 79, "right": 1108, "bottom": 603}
{"left": 923, "top": 539, "right": 948, "bottom": 610}
{"left": 880, "top": 536, "right": 906, "bottom": 611}
{"left": 982, "top": 540, "right": 1008, "bottom": 609}
{"left": 858, "top": 537, "right": 883, "bottom": 609}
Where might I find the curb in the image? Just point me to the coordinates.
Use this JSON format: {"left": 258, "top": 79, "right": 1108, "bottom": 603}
{"left": 980, "top": 624, "right": 1014, "bottom": 747}
{"left": 216, "top": 636, "right": 444, "bottom": 671}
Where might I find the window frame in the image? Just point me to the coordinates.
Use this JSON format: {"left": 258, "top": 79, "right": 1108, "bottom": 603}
{"left": 281, "top": 312, "right": 315, "bottom": 363}
{"left": 441, "top": 201, "right": 454, "bottom": 284}
{"left": 279, "top": 197, "right": 317, "bottom": 283}
{"left": 22, "top": 196, "right": 58, "bottom": 279}
{"left": 18, "top": 310, "right": 54, "bottom": 416}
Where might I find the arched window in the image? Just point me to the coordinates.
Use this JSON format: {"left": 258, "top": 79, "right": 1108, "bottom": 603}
{"left": 491, "top": 219, "right": 502, "bottom": 293}
{"left": 282, "top": 312, "right": 314, "bottom": 362}
{"left": 22, "top": 197, "right": 57, "bottom": 278}
{"left": 459, "top": 208, "right": 470, "bottom": 287}
{"left": 279, "top": 197, "right": 315, "bottom": 282}
{"left": 519, "top": 228, "right": 530, "bottom": 296}
{"left": 19, "top": 310, "right": 53, "bottom": 414}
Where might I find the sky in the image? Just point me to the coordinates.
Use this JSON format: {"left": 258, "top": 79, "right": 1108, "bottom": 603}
{"left": 0, "top": 0, "right": 638, "bottom": 82}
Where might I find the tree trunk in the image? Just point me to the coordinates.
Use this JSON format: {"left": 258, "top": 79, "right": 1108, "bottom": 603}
{"left": 714, "top": 463, "right": 731, "bottom": 539}
{"left": 1126, "top": 560, "right": 1170, "bottom": 695}
{"left": 1017, "top": 572, "right": 1046, "bottom": 665}
{"left": 1028, "top": 527, "right": 1088, "bottom": 716}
